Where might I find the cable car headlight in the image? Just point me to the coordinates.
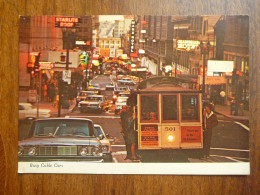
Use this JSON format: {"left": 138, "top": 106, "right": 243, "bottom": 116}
{"left": 167, "top": 135, "right": 175, "bottom": 142}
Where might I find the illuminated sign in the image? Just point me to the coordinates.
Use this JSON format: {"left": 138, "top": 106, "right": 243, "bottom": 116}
{"left": 141, "top": 125, "right": 158, "bottom": 146}
{"left": 39, "top": 62, "right": 54, "bottom": 69}
{"left": 130, "top": 20, "right": 136, "bottom": 53}
{"left": 55, "top": 17, "right": 80, "bottom": 28}
{"left": 207, "top": 60, "right": 234, "bottom": 73}
{"left": 92, "top": 60, "right": 100, "bottom": 66}
{"left": 138, "top": 49, "right": 145, "bottom": 54}
{"left": 181, "top": 126, "right": 202, "bottom": 143}
{"left": 177, "top": 40, "right": 200, "bottom": 51}
{"left": 75, "top": 41, "right": 86, "bottom": 45}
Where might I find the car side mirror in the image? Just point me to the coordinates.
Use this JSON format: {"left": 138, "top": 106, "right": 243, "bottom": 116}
{"left": 106, "top": 133, "right": 109, "bottom": 138}
{"left": 98, "top": 134, "right": 104, "bottom": 140}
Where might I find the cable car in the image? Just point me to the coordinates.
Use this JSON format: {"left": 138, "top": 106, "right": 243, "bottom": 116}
{"left": 136, "top": 76, "right": 203, "bottom": 160}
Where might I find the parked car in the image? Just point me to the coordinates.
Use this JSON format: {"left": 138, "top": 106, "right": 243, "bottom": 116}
{"left": 104, "top": 70, "right": 112, "bottom": 76}
{"left": 88, "top": 84, "right": 101, "bottom": 94}
{"left": 78, "top": 95, "right": 111, "bottom": 113}
{"left": 115, "top": 96, "right": 129, "bottom": 114}
{"left": 117, "top": 77, "right": 136, "bottom": 85}
{"left": 94, "top": 124, "right": 112, "bottom": 162}
{"left": 18, "top": 118, "right": 109, "bottom": 162}
{"left": 19, "top": 103, "right": 51, "bottom": 120}
{"left": 76, "top": 90, "right": 98, "bottom": 105}
{"left": 105, "top": 83, "right": 115, "bottom": 91}
{"left": 113, "top": 85, "right": 130, "bottom": 103}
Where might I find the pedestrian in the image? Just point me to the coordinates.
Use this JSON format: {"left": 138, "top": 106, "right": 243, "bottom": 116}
{"left": 119, "top": 105, "right": 138, "bottom": 160}
{"left": 202, "top": 101, "right": 218, "bottom": 159}
{"left": 119, "top": 105, "right": 132, "bottom": 160}
{"left": 125, "top": 106, "right": 138, "bottom": 160}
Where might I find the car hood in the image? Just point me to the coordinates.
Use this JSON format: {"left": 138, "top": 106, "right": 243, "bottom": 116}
{"left": 19, "top": 137, "right": 100, "bottom": 146}
{"left": 79, "top": 101, "right": 100, "bottom": 104}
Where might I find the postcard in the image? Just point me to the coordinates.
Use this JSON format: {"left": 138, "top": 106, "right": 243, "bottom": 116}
{"left": 18, "top": 15, "right": 250, "bottom": 175}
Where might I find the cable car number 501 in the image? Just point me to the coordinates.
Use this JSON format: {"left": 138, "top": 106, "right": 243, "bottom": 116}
{"left": 165, "top": 127, "right": 175, "bottom": 131}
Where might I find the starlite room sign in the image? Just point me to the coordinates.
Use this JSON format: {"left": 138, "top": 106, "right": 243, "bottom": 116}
{"left": 55, "top": 17, "right": 80, "bottom": 28}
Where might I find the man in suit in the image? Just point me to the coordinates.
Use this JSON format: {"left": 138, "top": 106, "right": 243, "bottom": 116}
{"left": 203, "top": 102, "right": 218, "bottom": 158}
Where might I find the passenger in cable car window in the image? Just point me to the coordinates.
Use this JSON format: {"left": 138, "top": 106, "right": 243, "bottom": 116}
{"left": 149, "top": 112, "right": 157, "bottom": 121}
{"left": 183, "top": 107, "right": 195, "bottom": 120}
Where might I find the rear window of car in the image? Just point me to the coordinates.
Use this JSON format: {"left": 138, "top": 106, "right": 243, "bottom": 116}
{"left": 31, "top": 120, "right": 94, "bottom": 137}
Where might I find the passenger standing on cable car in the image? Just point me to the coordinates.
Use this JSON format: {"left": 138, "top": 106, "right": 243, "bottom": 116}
{"left": 203, "top": 102, "right": 218, "bottom": 159}
{"left": 119, "top": 105, "right": 132, "bottom": 160}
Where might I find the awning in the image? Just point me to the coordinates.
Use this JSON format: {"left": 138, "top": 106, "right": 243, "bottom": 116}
{"left": 198, "top": 76, "right": 226, "bottom": 85}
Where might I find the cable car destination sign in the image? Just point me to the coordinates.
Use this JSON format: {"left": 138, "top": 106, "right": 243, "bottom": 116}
{"left": 55, "top": 17, "right": 80, "bottom": 28}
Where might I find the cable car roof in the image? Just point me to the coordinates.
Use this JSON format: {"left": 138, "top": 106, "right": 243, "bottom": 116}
{"left": 137, "top": 76, "right": 201, "bottom": 93}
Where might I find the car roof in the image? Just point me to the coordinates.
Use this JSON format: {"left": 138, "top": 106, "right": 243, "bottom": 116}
{"left": 19, "top": 102, "right": 32, "bottom": 105}
{"left": 35, "top": 118, "right": 93, "bottom": 122}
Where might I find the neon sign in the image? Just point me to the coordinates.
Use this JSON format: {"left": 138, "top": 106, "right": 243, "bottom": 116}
{"left": 130, "top": 20, "right": 136, "bottom": 53}
{"left": 55, "top": 17, "right": 80, "bottom": 28}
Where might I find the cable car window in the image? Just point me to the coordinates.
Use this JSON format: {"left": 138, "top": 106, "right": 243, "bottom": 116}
{"left": 140, "top": 95, "right": 158, "bottom": 122}
{"left": 181, "top": 95, "right": 199, "bottom": 121}
{"left": 162, "top": 95, "right": 178, "bottom": 121}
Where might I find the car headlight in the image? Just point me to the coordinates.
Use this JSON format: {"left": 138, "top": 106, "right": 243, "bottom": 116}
{"left": 101, "top": 145, "right": 109, "bottom": 153}
{"left": 28, "top": 147, "right": 37, "bottom": 156}
{"left": 167, "top": 135, "right": 175, "bottom": 142}
{"left": 79, "top": 147, "right": 88, "bottom": 156}
{"left": 91, "top": 146, "right": 102, "bottom": 156}
{"left": 18, "top": 146, "right": 23, "bottom": 156}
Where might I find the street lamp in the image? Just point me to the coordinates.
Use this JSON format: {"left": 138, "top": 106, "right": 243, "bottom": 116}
{"left": 199, "top": 41, "right": 210, "bottom": 98}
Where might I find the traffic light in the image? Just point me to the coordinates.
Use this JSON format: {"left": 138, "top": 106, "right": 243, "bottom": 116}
{"left": 34, "top": 53, "right": 40, "bottom": 73}
{"left": 27, "top": 52, "right": 40, "bottom": 74}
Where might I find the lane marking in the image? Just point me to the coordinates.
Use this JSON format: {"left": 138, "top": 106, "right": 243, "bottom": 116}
{"left": 211, "top": 147, "right": 249, "bottom": 152}
{"left": 210, "top": 155, "right": 244, "bottom": 162}
{"left": 234, "top": 121, "right": 250, "bottom": 131}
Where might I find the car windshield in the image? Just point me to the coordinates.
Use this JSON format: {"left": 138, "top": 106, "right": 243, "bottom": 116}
{"left": 94, "top": 126, "right": 104, "bottom": 137}
{"left": 32, "top": 120, "right": 94, "bottom": 137}
{"left": 85, "top": 96, "right": 103, "bottom": 101}
{"left": 90, "top": 84, "right": 99, "bottom": 88}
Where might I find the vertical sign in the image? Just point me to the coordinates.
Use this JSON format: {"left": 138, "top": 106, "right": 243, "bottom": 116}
{"left": 130, "top": 20, "right": 136, "bottom": 53}
{"left": 62, "top": 70, "right": 71, "bottom": 84}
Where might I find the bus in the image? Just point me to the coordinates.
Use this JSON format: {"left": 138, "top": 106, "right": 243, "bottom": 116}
{"left": 135, "top": 76, "right": 203, "bottom": 161}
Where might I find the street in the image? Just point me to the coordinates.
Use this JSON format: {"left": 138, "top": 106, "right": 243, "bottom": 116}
{"left": 19, "top": 74, "right": 249, "bottom": 163}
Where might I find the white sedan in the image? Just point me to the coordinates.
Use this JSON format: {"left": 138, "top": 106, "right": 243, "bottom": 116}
{"left": 19, "top": 103, "right": 51, "bottom": 120}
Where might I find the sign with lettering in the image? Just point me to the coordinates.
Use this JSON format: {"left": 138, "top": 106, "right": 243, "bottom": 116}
{"left": 55, "top": 17, "right": 80, "bottom": 28}
{"left": 177, "top": 40, "right": 200, "bottom": 51}
{"left": 181, "top": 126, "right": 202, "bottom": 143}
{"left": 62, "top": 70, "right": 71, "bottom": 84}
{"left": 141, "top": 125, "right": 158, "bottom": 146}
{"left": 39, "top": 62, "right": 54, "bottom": 69}
{"left": 130, "top": 20, "right": 136, "bottom": 53}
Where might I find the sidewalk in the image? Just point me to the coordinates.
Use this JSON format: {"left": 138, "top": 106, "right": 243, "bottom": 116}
{"left": 214, "top": 104, "right": 249, "bottom": 122}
